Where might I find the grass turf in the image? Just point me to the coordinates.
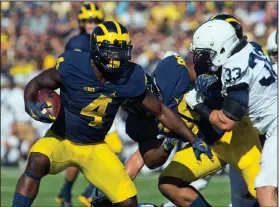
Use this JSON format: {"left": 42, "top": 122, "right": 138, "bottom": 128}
{"left": 1, "top": 167, "right": 230, "bottom": 206}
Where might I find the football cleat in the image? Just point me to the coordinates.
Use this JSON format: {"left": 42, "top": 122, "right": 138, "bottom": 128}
{"left": 91, "top": 187, "right": 112, "bottom": 207}
{"left": 55, "top": 195, "right": 64, "bottom": 205}
{"left": 78, "top": 195, "right": 92, "bottom": 207}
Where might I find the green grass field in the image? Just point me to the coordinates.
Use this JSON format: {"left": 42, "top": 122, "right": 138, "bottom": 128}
{"left": 1, "top": 167, "right": 231, "bottom": 206}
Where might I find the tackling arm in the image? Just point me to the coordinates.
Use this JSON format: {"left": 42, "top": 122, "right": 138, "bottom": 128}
{"left": 209, "top": 110, "right": 236, "bottom": 131}
{"left": 139, "top": 90, "right": 196, "bottom": 143}
{"left": 209, "top": 84, "right": 248, "bottom": 131}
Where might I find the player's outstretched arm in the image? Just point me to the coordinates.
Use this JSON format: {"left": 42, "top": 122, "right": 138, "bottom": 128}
{"left": 141, "top": 90, "right": 196, "bottom": 143}
{"left": 140, "top": 90, "right": 213, "bottom": 161}
{"left": 24, "top": 67, "right": 61, "bottom": 123}
{"left": 209, "top": 87, "right": 248, "bottom": 131}
{"left": 192, "top": 74, "right": 248, "bottom": 131}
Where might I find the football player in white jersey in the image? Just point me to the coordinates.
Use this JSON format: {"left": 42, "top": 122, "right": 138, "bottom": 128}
{"left": 187, "top": 19, "right": 277, "bottom": 207}
{"left": 209, "top": 14, "right": 264, "bottom": 207}
{"left": 266, "top": 30, "right": 278, "bottom": 74}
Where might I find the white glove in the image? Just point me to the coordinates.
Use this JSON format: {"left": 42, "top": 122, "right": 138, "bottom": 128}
{"left": 163, "top": 51, "right": 179, "bottom": 59}
{"left": 185, "top": 88, "right": 206, "bottom": 110}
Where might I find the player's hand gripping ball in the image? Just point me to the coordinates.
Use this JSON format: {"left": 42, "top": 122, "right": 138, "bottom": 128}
{"left": 25, "top": 89, "right": 60, "bottom": 123}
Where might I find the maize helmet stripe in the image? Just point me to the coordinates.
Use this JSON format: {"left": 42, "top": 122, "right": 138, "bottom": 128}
{"left": 209, "top": 14, "right": 243, "bottom": 38}
{"left": 103, "top": 21, "right": 118, "bottom": 33}
{"left": 89, "top": 4, "right": 104, "bottom": 20}
{"left": 96, "top": 33, "right": 130, "bottom": 44}
{"left": 98, "top": 23, "right": 109, "bottom": 35}
{"left": 113, "top": 21, "right": 122, "bottom": 35}
{"left": 90, "top": 3, "right": 96, "bottom": 13}
{"left": 210, "top": 15, "right": 217, "bottom": 20}
{"left": 94, "top": 21, "right": 130, "bottom": 44}
{"left": 78, "top": 3, "right": 104, "bottom": 21}
{"left": 80, "top": 5, "right": 88, "bottom": 14}
{"left": 119, "top": 23, "right": 128, "bottom": 34}
{"left": 225, "top": 17, "right": 241, "bottom": 25}
{"left": 93, "top": 26, "right": 105, "bottom": 36}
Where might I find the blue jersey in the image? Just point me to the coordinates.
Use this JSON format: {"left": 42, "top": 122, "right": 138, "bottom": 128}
{"left": 51, "top": 51, "right": 146, "bottom": 144}
{"left": 153, "top": 55, "right": 224, "bottom": 144}
{"left": 152, "top": 55, "right": 197, "bottom": 136}
{"left": 152, "top": 55, "right": 191, "bottom": 108}
{"left": 65, "top": 32, "right": 90, "bottom": 52}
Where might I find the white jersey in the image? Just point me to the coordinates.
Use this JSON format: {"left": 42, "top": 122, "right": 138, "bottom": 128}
{"left": 221, "top": 43, "right": 277, "bottom": 134}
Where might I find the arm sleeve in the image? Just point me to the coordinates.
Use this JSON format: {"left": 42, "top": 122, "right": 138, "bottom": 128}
{"left": 126, "top": 64, "right": 147, "bottom": 99}
{"left": 56, "top": 53, "right": 69, "bottom": 79}
{"left": 222, "top": 83, "right": 249, "bottom": 121}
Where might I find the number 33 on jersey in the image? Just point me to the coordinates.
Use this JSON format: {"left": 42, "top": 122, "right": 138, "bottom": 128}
{"left": 221, "top": 42, "right": 277, "bottom": 134}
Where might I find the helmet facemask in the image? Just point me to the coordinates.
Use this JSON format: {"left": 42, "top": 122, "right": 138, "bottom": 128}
{"left": 92, "top": 38, "right": 133, "bottom": 75}
{"left": 191, "top": 35, "right": 239, "bottom": 73}
{"left": 190, "top": 46, "right": 217, "bottom": 73}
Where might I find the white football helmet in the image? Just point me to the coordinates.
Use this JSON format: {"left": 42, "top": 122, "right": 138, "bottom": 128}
{"left": 266, "top": 30, "right": 278, "bottom": 64}
{"left": 190, "top": 20, "right": 240, "bottom": 72}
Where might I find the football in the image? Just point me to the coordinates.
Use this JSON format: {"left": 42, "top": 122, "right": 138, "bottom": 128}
{"left": 36, "top": 88, "right": 61, "bottom": 118}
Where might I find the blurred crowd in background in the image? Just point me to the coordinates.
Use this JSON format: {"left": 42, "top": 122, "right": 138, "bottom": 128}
{"left": 1, "top": 1, "right": 278, "bottom": 167}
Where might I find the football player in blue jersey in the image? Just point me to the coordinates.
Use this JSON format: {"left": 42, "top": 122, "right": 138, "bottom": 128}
{"left": 65, "top": 3, "right": 104, "bottom": 52}
{"left": 12, "top": 21, "right": 213, "bottom": 207}
{"left": 56, "top": 3, "right": 106, "bottom": 206}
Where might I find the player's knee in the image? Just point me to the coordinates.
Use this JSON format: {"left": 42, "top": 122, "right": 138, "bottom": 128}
{"left": 158, "top": 183, "right": 170, "bottom": 197}
{"left": 158, "top": 176, "right": 195, "bottom": 202}
{"left": 158, "top": 179, "right": 199, "bottom": 206}
{"left": 25, "top": 152, "right": 50, "bottom": 178}
{"left": 158, "top": 176, "right": 181, "bottom": 195}
{"left": 114, "top": 196, "right": 137, "bottom": 207}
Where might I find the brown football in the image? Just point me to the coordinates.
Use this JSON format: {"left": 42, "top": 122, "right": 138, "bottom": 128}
{"left": 36, "top": 88, "right": 61, "bottom": 118}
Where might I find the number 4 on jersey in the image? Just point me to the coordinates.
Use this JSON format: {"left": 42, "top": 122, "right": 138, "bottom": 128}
{"left": 80, "top": 95, "right": 113, "bottom": 126}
